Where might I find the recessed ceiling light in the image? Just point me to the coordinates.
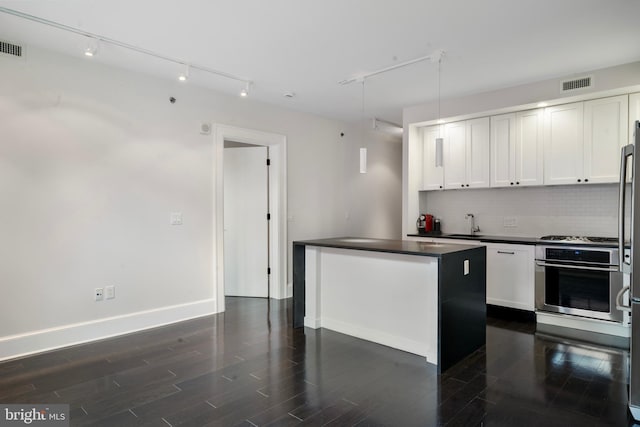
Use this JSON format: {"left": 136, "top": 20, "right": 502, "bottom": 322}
{"left": 283, "top": 92, "right": 295, "bottom": 98}
{"left": 437, "top": 119, "right": 445, "bottom": 124}
{"left": 84, "top": 47, "right": 95, "bottom": 57}
{"left": 537, "top": 102, "right": 548, "bottom": 107}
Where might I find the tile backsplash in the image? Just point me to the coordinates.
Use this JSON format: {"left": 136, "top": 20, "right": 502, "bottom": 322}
{"left": 419, "top": 184, "right": 618, "bottom": 238}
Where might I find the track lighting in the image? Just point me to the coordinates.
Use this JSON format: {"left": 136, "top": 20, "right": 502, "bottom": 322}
{"left": 240, "top": 82, "right": 250, "bottom": 97}
{"left": 84, "top": 39, "right": 97, "bottom": 57}
{"left": 178, "top": 64, "right": 189, "bottom": 82}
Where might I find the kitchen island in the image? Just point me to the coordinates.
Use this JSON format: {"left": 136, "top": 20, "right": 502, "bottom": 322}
{"left": 293, "top": 237, "right": 486, "bottom": 372}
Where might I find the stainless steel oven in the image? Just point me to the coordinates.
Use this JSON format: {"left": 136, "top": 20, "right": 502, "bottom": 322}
{"left": 535, "top": 244, "right": 623, "bottom": 323}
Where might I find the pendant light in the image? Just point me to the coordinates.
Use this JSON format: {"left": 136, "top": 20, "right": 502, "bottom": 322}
{"left": 435, "top": 55, "right": 444, "bottom": 168}
{"left": 359, "top": 79, "right": 367, "bottom": 174}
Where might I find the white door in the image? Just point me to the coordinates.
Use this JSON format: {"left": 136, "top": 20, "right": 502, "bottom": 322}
{"left": 224, "top": 146, "right": 269, "bottom": 297}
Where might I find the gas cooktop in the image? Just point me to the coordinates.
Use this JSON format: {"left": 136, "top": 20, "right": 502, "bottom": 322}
{"left": 539, "top": 235, "right": 618, "bottom": 244}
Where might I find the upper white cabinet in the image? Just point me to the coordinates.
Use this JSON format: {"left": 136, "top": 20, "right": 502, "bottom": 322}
{"left": 583, "top": 95, "right": 628, "bottom": 183}
{"left": 544, "top": 95, "right": 628, "bottom": 185}
{"left": 443, "top": 118, "right": 490, "bottom": 189}
{"left": 421, "top": 125, "right": 444, "bottom": 190}
{"left": 543, "top": 102, "right": 584, "bottom": 185}
{"left": 630, "top": 92, "right": 640, "bottom": 144}
{"left": 490, "top": 109, "right": 543, "bottom": 188}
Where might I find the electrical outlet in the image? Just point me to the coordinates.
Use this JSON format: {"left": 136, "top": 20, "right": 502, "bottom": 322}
{"left": 503, "top": 216, "right": 518, "bottom": 228}
{"left": 105, "top": 285, "right": 115, "bottom": 300}
{"left": 95, "top": 288, "right": 104, "bottom": 301}
{"left": 170, "top": 212, "right": 183, "bottom": 225}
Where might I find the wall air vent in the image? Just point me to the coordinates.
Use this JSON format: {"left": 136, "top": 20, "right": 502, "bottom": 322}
{"left": 560, "top": 75, "right": 593, "bottom": 93}
{"left": 0, "top": 40, "right": 22, "bottom": 57}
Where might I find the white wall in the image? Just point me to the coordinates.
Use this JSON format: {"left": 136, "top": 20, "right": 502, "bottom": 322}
{"left": 419, "top": 184, "right": 617, "bottom": 237}
{"left": 0, "top": 46, "right": 401, "bottom": 359}
{"left": 345, "top": 126, "right": 402, "bottom": 239}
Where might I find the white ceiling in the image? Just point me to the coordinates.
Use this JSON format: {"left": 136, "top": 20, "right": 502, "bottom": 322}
{"left": 1, "top": 0, "right": 639, "bottom": 124}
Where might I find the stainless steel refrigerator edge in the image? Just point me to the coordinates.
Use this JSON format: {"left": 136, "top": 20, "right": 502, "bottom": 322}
{"left": 620, "top": 120, "right": 640, "bottom": 421}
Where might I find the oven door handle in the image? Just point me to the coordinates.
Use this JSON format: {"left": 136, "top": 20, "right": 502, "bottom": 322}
{"left": 616, "top": 285, "right": 631, "bottom": 313}
{"left": 534, "top": 261, "right": 619, "bottom": 272}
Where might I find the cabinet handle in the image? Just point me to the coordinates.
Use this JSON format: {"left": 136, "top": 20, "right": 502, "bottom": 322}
{"left": 585, "top": 179, "right": 589, "bottom": 183}
{"left": 439, "top": 185, "right": 443, "bottom": 189}
{"left": 497, "top": 251, "right": 515, "bottom": 255}
{"left": 466, "top": 184, "right": 470, "bottom": 187}
{"left": 461, "top": 184, "right": 464, "bottom": 188}
{"left": 577, "top": 179, "right": 582, "bottom": 183}
{"left": 516, "top": 182, "right": 520, "bottom": 185}
{"left": 510, "top": 182, "right": 514, "bottom": 185}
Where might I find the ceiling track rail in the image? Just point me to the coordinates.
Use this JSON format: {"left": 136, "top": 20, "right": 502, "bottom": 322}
{"left": 0, "top": 6, "right": 252, "bottom": 85}
{"left": 339, "top": 49, "right": 445, "bottom": 85}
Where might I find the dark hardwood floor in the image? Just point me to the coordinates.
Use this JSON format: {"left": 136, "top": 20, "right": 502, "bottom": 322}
{"left": 0, "top": 297, "right": 636, "bottom": 426}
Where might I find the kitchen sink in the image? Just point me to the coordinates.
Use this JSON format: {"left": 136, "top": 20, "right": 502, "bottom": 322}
{"left": 334, "top": 238, "right": 382, "bottom": 243}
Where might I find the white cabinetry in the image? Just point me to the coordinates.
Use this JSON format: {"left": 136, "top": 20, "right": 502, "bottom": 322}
{"left": 490, "top": 110, "right": 543, "bottom": 188}
{"left": 419, "top": 238, "right": 535, "bottom": 311}
{"left": 630, "top": 92, "right": 640, "bottom": 144}
{"left": 486, "top": 243, "right": 535, "bottom": 311}
{"left": 544, "top": 95, "right": 628, "bottom": 185}
{"left": 543, "top": 102, "right": 584, "bottom": 185}
{"left": 421, "top": 125, "right": 444, "bottom": 190}
{"left": 583, "top": 95, "right": 628, "bottom": 183}
{"left": 443, "top": 118, "right": 490, "bottom": 189}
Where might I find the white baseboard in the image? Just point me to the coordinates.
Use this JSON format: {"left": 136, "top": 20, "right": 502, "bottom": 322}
{"left": 0, "top": 299, "right": 218, "bottom": 362}
{"left": 320, "top": 317, "right": 434, "bottom": 364}
{"left": 287, "top": 282, "right": 292, "bottom": 298}
{"left": 536, "top": 311, "right": 630, "bottom": 337}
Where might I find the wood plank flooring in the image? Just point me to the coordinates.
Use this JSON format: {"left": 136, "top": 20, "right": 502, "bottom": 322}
{"left": 0, "top": 297, "right": 635, "bottom": 426}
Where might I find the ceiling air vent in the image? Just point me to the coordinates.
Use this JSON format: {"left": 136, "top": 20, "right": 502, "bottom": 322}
{"left": 0, "top": 40, "right": 23, "bottom": 58}
{"left": 560, "top": 75, "right": 593, "bottom": 93}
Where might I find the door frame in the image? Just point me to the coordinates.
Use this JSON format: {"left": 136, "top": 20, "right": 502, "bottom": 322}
{"left": 213, "top": 124, "right": 287, "bottom": 313}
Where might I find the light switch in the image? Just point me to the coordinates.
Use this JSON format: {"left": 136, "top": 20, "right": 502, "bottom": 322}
{"left": 464, "top": 259, "right": 470, "bottom": 275}
{"left": 170, "top": 212, "right": 183, "bottom": 225}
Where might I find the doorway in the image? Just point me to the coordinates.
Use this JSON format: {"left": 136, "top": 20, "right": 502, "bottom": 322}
{"left": 214, "top": 125, "right": 287, "bottom": 313}
{"left": 223, "top": 142, "right": 269, "bottom": 298}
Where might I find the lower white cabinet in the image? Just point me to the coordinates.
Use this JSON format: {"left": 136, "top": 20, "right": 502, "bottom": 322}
{"left": 413, "top": 238, "right": 535, "bottom": 311}
{"left": 486, "top": 243, "right": 535, "bottom": 311}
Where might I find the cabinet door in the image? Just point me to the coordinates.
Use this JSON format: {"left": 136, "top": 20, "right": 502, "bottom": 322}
{"left": 630, "top": 93, "right": 640, "bottom": 144}
{"left": 466, "top": 117, "right": 491, "bottom": 188}
{"left": 543, "top": 102, "right": 584, "bottom": 185}
{"left": 421, "top": 125, "right": 444, "bottom": 190}
{"left": 515, "top": 109, "right": 544, "bottom": 186}
{"left": 490, "top": 113, "right": 516, "bottom": 188}
{"left": 443, "top": 121, "right": 467, "bottom": 189}
{"left": 583, "top": 95, "right": 628, "bottom": 184}
{"left": 486, "top": 244, "right": 535, "bottom": 311}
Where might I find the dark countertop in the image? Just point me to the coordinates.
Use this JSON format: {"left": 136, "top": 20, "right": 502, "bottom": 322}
{"left": 294, "top": 237, "right": 482, "bottom": 257}
{"left": 407, "top": 233, "right": 539, "bottom": 245}
{"left": 406, "top": 233, "right": 619, "bottom": 248}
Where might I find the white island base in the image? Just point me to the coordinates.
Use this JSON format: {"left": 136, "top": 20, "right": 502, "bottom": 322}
{"left": 304, "top": 246, "right": 439, "bottom": 364}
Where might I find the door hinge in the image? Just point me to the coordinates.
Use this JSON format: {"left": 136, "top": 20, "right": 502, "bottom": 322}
{"left": 267, "top": 213, "right": 271, "bottom": 220}
{"left": 266, "top": 159, "right": 271, "bottom": 166}
{"left": 267, "top": 268, "right": 271, "bottom": 275}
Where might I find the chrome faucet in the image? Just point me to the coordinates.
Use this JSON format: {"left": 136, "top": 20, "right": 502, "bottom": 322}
{"left": 465, "top": 213, "right": 480, "bottom": 235}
